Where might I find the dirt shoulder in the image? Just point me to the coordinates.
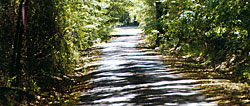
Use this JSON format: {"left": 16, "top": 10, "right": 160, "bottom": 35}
{"left": 137, "top": 34, "right": 250, "bottom": 106}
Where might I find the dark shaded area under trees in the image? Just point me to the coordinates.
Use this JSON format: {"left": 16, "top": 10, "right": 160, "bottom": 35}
{"left": 0, "top": 0, "right": 133, "bottom": 105}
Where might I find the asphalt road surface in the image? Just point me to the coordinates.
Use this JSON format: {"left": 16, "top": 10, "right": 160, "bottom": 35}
{"left": 78, "top": 27, "right": 216, "bottom": 106}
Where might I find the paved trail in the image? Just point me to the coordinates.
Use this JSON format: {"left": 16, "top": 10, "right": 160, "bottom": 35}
{"left": 78, "top": 27, "right": 216, "bottom": 106}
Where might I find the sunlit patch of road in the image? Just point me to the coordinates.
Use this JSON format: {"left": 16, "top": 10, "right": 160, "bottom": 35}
{"left": 78, "top": 27, "right": 217, "bottom": 106}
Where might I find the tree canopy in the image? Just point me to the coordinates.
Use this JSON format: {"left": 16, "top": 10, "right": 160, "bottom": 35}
{"left": 0, "top": 0, "right": 250, "bottom": 105}
{"left": 0, "top": 0, "right": 133, "bottom": 105}
{"left": 132, "top": 0, "right": 250, "bottom": 83}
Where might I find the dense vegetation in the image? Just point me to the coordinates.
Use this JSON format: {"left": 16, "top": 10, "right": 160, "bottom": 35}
{"left": 1, "top": 0, "right": 250, "bottom": 105}
{"left": 0, "top": 0, "right": 132, "bottom": 105}
{"left": 133, "top": 0, "right": 250, "bottom": 83}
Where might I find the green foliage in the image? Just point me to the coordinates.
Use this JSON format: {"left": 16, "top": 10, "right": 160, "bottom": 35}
{"left": 0, "top": 0, "right": 131, "bottom": 105}
{"left": 135, "top": 0, "right": 250, "bottom": 82}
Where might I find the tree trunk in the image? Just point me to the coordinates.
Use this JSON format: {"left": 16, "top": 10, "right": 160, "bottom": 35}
{"left": 155, "top": 1, "right": 165, "bottom": 47}
{"left": 11, "top": 0, "right": 25, "bottom": 87}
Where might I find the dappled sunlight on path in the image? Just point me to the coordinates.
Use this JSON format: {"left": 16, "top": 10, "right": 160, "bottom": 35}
{"left": 78, "top": 27, "right": 216, "bottom": 106}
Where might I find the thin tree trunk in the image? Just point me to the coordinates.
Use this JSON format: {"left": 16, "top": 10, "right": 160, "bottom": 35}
{"left": 155, "top": 1, "right": 164, "bottom": 47}
{"left": 11, "top": 0, "right": 25, "bottom": 87}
